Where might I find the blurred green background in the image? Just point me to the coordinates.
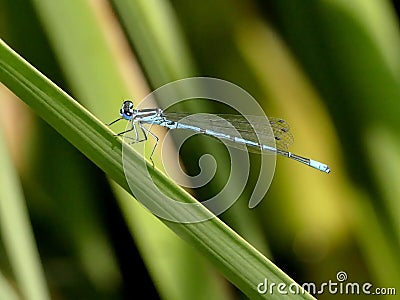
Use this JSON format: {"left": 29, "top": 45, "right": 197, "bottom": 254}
{"left": 1, "top": 0, "right": 400, "bottom": 299}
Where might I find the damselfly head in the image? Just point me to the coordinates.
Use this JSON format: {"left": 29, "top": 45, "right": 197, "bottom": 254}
{"left": 120, "top": 100, "right": 134, "bottom": 120}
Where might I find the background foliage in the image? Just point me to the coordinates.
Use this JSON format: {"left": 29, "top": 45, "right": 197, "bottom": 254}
{"left": 1, "top": 0, "right": 400, "bottom": 299}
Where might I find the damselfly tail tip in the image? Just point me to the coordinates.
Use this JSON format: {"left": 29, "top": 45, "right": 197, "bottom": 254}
{"left": 310, "top": 159, "right": 331, "bottom": 174}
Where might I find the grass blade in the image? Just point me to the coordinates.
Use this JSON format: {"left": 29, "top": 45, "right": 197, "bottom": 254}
{"left": 0, "top": 271, "right": 19, "bottom": 300}
{"left": 0, "top": 38, "right": 315, "bottom": 299}
{"left": 0, "top": 116, "right": 50, "bottom": 300}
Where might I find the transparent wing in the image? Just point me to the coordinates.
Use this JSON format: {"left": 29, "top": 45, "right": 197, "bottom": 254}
{"left": 163, "top": 112, "right": 294, "bottom": 153}
{"left": 268, "top": 117, "right": 294, "bottom": 149}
